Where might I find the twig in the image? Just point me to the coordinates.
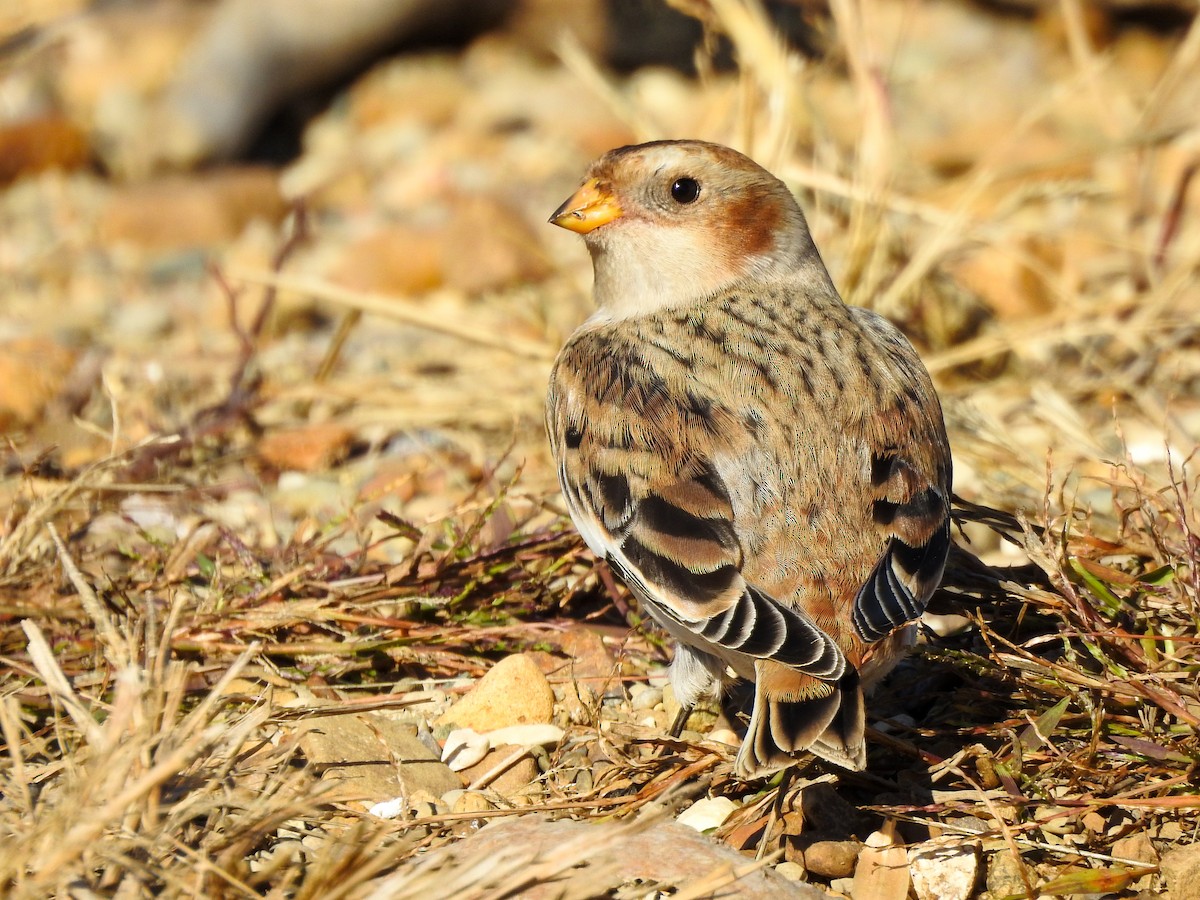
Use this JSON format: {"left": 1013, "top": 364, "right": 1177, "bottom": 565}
{"left": 1154, "top": 161, "right": 1197, "bottom": 274}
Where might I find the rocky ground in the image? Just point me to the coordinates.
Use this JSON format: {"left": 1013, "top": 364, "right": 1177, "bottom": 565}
{"left": 1, "top": 1, "right": 1199, "bottom": 897}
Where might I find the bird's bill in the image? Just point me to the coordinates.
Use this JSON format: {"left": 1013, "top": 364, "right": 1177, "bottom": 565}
{"left": 549, "top": 179, "right": 623, "bottom": 233}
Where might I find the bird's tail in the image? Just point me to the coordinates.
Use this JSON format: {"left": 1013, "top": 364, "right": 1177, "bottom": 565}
{"left": 734, "top": 662, "right": 865, "bottom": 777}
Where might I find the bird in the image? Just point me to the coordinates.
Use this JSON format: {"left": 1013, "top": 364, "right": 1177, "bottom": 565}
{"left": 545, "top": 140, "right": 952, "bottom": 777}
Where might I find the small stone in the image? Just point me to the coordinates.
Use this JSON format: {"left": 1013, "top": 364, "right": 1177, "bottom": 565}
{"left": 259, "top": 423, "right": 355, "bottom": 473}
{"left": 676, "top": 797, "right": 739, "bottom": 833}
{"left": 986, "top": 850, "right": 1028, "bottom": 899}
{"left": 1157, "top": 820, "right": 1184, "bottom": 842}
{"left": 557, "top": 679, "right": 595, "bottom": 725}
{"left": 457, "top": 744, "right": 540, "bottom": 799}
{"left": 97, "top": 167, "right": 287, "bottom": 251}
{"left": 921, "top": 612, "right": 973, "bottom": 637}
{"left": 299, "top": 831, "right": 327, "bottom": 853}
{"left": 406, "top": 791, "right": 444, "bottom": 819}
{"left": 1037, "top": 805, "right": 1078, "bottom": 836}
{"left": 662, "top": 683, "right": 718, "bottom": 734}
{"left": 572, "top": 768, "right": 593, "bottom": 793}
{"left": 645, "top": 667, "right": 671, "bottom": 689}
{"left": 1111, "top": 831, "right": 1157, "bottom": 867}
{"left": 249, "top": 839, "right": 302, "bottom": 872}
{"left": 437, "top": 654, "right": 555, "bottom": 732}
{"left": 367, "top": 797, "right": 405, "bottom": 820}
{"left": 299, "top": 711, "right": 462, "bottom": 806}
{"left": 829, "top": 877, "right": 854, "bottom": 896}
{"left": 442, "top": 194, "right": 552, "bottom": 293}
{"left": 803, "top": 840, "right": 862, "bottom": 879}
{"left": 449, "top": 790, "right": 495, "bottom": 815}
{"left": 272, "top": 473, "right": 352, "bottom": 519}
{"left": 908, "top": 838, "right": 981, "bottom": 900}
{"left": 774, "top": 861, "right": 806, "bottom": 882}
{"left": 631, "top": 686, "right": 663, "bottom": 711}
{"left": 1160, "top": 843, "right": 1200, "bottom": 900}
{"left": 556, "top": 627, "right": 622, "bottom": 699}
{"left": 707, "top": 728, "right": 740, "bottom": 747}
{"left": 331, "top": 224, "right": 446, "bottom": 296}
{"left": 1108, "top": 830, "right": 1156, "bottom": 897}
{"left": 942, "top": 815, "right": 990, "bottom": 837}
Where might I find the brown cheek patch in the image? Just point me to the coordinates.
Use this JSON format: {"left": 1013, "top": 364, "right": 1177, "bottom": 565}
{"left": 720, "top": 185, "right": 782, "bottom": 260}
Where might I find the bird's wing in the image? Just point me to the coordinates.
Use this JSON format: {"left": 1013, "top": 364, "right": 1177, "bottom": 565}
{"left": 847, "top": 307, "right": 954, "bottom": 643}
{"left": 547, "top": 330, "right": 846, "bottom": 680}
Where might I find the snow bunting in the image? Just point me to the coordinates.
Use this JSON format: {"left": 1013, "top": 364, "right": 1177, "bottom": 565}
{"left": 546, "top": 140, "right": 952, "bottom": 776}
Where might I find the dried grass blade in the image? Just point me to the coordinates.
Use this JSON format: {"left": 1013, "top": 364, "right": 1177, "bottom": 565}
{"left": 20, "top": 619, "right": 104, "bottom": 746}
{"left": 48, "top": 523, "right": 130, "bottom": 671}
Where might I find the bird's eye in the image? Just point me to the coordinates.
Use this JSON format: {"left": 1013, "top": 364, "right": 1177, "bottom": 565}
{"left": 670, "top": 177, "right": 701, "bottom": 204}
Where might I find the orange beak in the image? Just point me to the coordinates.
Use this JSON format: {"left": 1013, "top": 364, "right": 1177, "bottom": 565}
{"left": 549, "top": 178, "right": 622, "bottom": 234}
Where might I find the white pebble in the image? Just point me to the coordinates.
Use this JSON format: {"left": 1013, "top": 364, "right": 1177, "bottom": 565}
{"left": 676, "top": 796, "right": 739, "bottom": 833}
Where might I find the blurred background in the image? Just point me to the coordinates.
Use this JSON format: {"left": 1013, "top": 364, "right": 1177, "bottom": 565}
{"left": 3, "top": 3, "right": 1200, "bottom": 895}
{"left": 1, "top": 0, "right": 1198, "bottom": 556}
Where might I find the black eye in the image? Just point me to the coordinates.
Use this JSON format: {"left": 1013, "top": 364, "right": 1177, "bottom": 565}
{"left": 670, "top": 177, "right": 701, "bottom": 204}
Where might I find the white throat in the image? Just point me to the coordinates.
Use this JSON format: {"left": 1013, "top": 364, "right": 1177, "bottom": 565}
{"left": 587, "top": 221, "right": 767, "bottom": 318}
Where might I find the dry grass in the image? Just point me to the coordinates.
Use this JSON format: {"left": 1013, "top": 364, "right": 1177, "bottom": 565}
{"left": 2, "top": 0, "right": 1200, "bottom": 897}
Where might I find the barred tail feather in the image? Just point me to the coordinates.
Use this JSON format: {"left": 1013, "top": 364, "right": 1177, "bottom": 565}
{"left": 735, "top": 664, "right": 866, "bottom": 777}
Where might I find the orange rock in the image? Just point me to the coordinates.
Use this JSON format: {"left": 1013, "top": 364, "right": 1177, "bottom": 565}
{"left": 554, "top": 626, "right": 621, "bottom": 695}
{"left": 258, "top": 423, "right": 354, "bottom": 472}
{"left": 526, "top": 625, "right": 622, "bottom": 705}
{"left": 436, "top": 654, "right": 555, "bottom": 732}
{"left": 799, "top": 840, "right": 862, "bottom": 879}
{"left": 455, "top": 745, "right": 540, "bottom": 800}
{"left": 0, "top": 337, "right": 77, "bottom": 430}
{"left": 97, "top": 166, "right": 287, "bottom": 251}
{"left": 0, "top": 116, "right": 91, "bottom": 185}
{"left": 442, "top": 194, "right": 552, "bottom": 293}
{"left": 333, "top": 225, "right": 446, "bottom": 296}
{"left": 333, "top": 193, "right": 553, "bottom": 298}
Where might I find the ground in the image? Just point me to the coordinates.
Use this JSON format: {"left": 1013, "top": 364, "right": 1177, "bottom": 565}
{"left": 1, "top": 1, "right": 1198, "bottom": 897}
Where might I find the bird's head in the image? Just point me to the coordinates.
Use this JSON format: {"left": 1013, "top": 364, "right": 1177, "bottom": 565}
{"left": 549, "top": 140, "right": 826, "bottom": 318}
